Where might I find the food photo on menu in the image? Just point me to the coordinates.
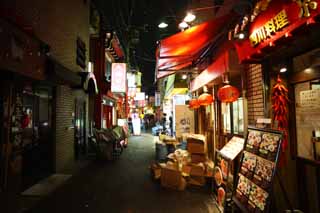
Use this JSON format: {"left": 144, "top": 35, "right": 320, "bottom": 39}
{"left": 213, "top": 166, "right": 226, "bottom": 210}
{"left": 241, "top": 151, "right": 257, "bottom": 179}
{"left": 259, "top": 133, "right": 280, "bottom": 160}
{"left": 253, "top": 157, "right": 275, "bottom": 189}
{"left": 249, "top": 183, "right": 269, "bottom": 212}
{"left": 246, "top": 130, "right": 262, "bottom": 154}
{"left": 236, "top": 174, "right": 252, "bottom": 202}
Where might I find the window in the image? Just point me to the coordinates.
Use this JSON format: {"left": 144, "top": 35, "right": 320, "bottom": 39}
{"left": 222, "top": 98, "right": 244, "bottom": 135}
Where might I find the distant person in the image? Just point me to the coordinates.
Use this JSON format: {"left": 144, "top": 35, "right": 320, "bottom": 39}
{"left": 128, "top": 117, "right": 133, "bottom": 134}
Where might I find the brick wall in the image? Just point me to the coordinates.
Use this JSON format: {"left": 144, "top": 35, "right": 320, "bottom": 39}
{"left": 4, "top": 0, "right": 91, "bottom": 174}
{"left": 246, "top": 64, "right": 264, "bottom": 125}
{"left": 10, "top": 0, "right": 90, "bottom": 72}
{"left": 55, "top": 85, "right": 75, "bottom": 173}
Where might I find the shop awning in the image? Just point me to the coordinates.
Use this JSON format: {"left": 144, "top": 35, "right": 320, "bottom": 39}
{"left": 81, "top": 71, "right": 99, "bottom": 94}
{"left": 190, "top": 49, "right": 229, "bottom": 92}
{"left": 156, "top": 13, "right": 233, "bottom": 79}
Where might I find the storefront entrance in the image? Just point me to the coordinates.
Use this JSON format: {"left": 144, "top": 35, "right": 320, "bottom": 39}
{"left": 20, "top": 86, "right": 54, "bottom": 191}
{"left": 290, "top": 52, "right": 320, "bottom": 211}
{"left": 75, "top": 99, "right": 86, "bottom": 159}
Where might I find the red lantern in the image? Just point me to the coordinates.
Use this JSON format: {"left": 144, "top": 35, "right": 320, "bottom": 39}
{"left": 217, "top": 85, "right": 240, "bottom": 103}
{"left": 198, "top": 93, "right": 214, "bottom": 106}
{"left": 189, "top": 99, "right": 200, "bottom": 109}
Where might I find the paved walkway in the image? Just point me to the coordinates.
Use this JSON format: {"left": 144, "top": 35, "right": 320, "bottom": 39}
{"left": 25, "top": 133, "right": 215, "bottom": 213}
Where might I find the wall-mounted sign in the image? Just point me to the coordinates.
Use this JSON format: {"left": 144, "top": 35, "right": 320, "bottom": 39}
{"left": 249, "top": 10, "right": 289, "bottom": 46}
{"left": 300, "top": 88, "right": 320, "bottom": 108}
{"left": 111, "top": 63, "right": 127, "bottom": 93}
{"left": 155, "top": 92, "right": 161, "bottom": 107}
{"left": 235, "top": 0, "right": 320, "bottom": 62}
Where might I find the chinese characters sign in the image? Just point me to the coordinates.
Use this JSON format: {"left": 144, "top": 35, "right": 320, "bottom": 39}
{"left": 300, "top": 89, "right": 320, "bottom": 108}
{"left": 249, "top": 10, "right": 289, "bottom": 46}
{"left": 234, "top": 0, "right": 320, "bottom": 63}
{"left": 111, "top": 63, "right": 127, "bottom": 93}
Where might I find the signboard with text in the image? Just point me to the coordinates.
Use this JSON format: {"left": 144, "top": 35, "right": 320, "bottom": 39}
{"left": 111, "top": 63, "right": 127, "bottom": 93}
{"left": 235, "top": 0, "right": 320, "bottom": 62}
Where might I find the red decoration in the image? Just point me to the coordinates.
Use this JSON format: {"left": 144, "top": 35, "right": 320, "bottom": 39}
{"left": 272, "top": 75, "right": 289, "bottom": 152}
{"left": 217, "top": 85, "right": 240, "bottom": 103}
{"left": 198, "top": 93, "right": 214, "bottom": 106}
{"left": 189, "top": 99, "right": 200, "bottom": 109}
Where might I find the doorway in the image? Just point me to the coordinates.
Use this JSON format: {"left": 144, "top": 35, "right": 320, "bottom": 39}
{"left": 74, "top": 99, "right": 86, "bottom": 159}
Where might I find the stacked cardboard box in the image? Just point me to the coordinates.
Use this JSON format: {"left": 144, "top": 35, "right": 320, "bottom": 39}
{"left": 150, "top": 134, "right": 214, "bottom": 190}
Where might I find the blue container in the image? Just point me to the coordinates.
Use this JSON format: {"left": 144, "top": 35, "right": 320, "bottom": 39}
{"left": 176, "top": 141, "right": 187, "bottom": 150}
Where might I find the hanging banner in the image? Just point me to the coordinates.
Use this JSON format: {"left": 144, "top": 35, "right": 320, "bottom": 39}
{"left": 155, "top": 92, "right": 161, "bottom": 107}
{"left": 111, "top": 63, "right": 127, "bottom": 93}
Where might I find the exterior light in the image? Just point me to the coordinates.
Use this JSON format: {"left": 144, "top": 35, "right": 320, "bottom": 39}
{"left": 182, "top": 74, "right": 187, "bottom": 79}
{"left": 179, "top": 21, "right": 189, "bottom": 29}
{"left": 238, "top": 32, "right": 245, "bottom": 39}
{"left": 280, "top": 67, "right": 287, "bottom": 73}
{"left": 184, "top": 12, "right": 196, "bottom": 22}
{"left": 158, "top": 22, "right": 168, "bottom": 28}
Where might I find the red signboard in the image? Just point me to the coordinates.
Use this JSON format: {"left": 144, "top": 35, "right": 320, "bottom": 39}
{"left": 111, "top": 63, "right": 127, "bottom": 93}
{"left": 235, "top": 0, "right": 320, "bottom": 62}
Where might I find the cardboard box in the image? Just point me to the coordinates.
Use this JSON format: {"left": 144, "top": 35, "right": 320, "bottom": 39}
{"left": 187, "top": 134, "right": 206, "bottom": 154}
{"left": 188, "top": 176, "right": 206, "bottom": 186}
{"left": 190, "top": 163, "right": 205, "bottom": 176}
{"left": 205, "top": 160, "right": 214, "bottom": 177}
{"left": 150, "top": 163, "right": 162, "bottom": 180}
{"left": 160, "top": 166, "right": 186, "bottom": 191}
{"left": 191, "top": 153, "right": 207, "bottom": 163}
{"left": 181, "top": 164, "right": 192, "bottom": 176}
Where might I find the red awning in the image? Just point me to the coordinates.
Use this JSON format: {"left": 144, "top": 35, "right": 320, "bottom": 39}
{"left": 190, "top": 50, "right": 229, "bottom": 92}
{"left": 156, "top": 13, "right": 233, "bottom": 79}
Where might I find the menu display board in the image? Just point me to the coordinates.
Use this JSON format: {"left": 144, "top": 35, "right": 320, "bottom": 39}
{"left": 213, "top": 136, "right": 244, "bottom": 212}
{"left": 220, "top": 136, "right": 245, "bottom": 160}
{"left": 233, "top": 127, "right": 282, "bottom": 213}
{"left": 213, "top": 151, "right": 231, "bottom": 212}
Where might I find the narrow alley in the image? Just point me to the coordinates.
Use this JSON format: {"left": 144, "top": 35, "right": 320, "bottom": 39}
{"left": 25, "top": 134, "right": 214, "bottom": 213}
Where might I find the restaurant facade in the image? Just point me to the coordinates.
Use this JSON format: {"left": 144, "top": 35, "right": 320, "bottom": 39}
{"left": 155, "top": 0, "right": 320, "bottom": 212}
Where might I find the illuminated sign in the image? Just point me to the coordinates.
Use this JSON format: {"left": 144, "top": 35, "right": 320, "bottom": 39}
{"left": 249, "top": 10, "right": 290, "bottom": 46}
{"left": 134, "top": 92, "right": 145, "bottom": 101}
{"left": 111, "top": 63, "right": 127, "bottom": 93}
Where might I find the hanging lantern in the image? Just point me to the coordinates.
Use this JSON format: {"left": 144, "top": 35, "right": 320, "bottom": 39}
{"left": 189, "top": 98, "right": 200, "bottom": 109}
{"left": 217, "top": 85, "right": 240, "bottom": 103}
{"left": 198, "top": 86, "right": 214, "bottom": 106}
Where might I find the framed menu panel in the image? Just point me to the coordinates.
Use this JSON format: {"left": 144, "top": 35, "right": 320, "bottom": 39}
{"left": 213, "top": 151, "right": 232, "bottom": 212}
{"left": 233, "top": 127, "right": 283, "bottom": 213}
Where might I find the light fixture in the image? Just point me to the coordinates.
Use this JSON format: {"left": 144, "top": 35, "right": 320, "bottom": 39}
{"left": 280, "top": 67, "right": 287, "bottom": 73}
{"left": 179, "top": 21, "right": 189, "bottom": 29}
{"left": 238, "top": 32, "right": 245, "bottom": 40}
{"left": 182, "top": 74, "right": 187, "bottom": 79}
{"left": 158, "top": 22, "right": 168, "bottom": 28}
{"left": 184, "top": 12, "right": 196, "bottom": 22}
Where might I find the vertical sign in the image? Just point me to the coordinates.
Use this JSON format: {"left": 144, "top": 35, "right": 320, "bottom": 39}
{"left": 155, "top": 92, "right": 160, "bottom": 107}
{"left": 111, "top": 63, "right": 127, "bottom": 93}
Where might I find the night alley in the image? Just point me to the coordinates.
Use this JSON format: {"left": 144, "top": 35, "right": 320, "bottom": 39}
{"left": 25, "top": 134, "right": 214, "bottom": 213}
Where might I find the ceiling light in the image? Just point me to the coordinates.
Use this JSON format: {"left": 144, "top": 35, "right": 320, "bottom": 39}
{"left": 184, "top": 12, "right": 196, "bottom": 22}
{"left": 179, "top": 21, "right": 189, "bottom": 29}
{"left": 158, "top": 22, "right": 168, "bottom": 28}
{"left": 280, "top": 67, "right": 287, "bottom": 73}
{"left": 238, "top": 32, "right": 245, "bottom": 39}
{"left": 182, "top": 74, "right": 187, "bottom": 79}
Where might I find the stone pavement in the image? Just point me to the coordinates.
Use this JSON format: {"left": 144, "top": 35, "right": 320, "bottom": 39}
{"left": 25, "top": 133, "right": 217, "bottom": 213}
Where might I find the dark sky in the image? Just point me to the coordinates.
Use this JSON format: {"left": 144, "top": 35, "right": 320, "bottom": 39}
{"left": 94, "top": 0, "right": 189, "bottom": 95}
